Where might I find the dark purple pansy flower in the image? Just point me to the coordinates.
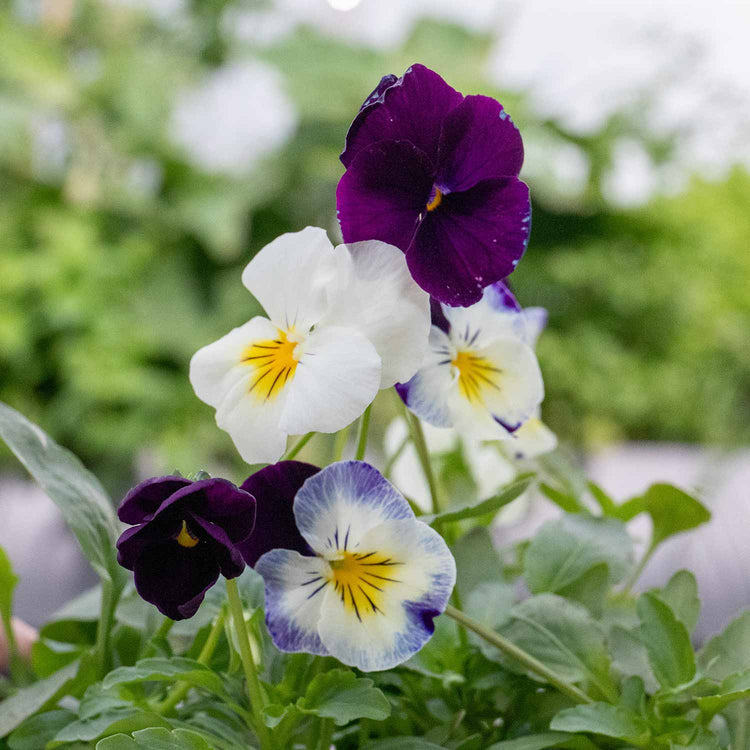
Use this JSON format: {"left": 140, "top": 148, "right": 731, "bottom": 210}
{"left": 237, "top": 461, "right": 319, "bottom": 567}
{"left": 337, "top": 64, "right": 531, "bottom": 308}
{"left": 116, "top": 476, "right": 256, "bottom": 620}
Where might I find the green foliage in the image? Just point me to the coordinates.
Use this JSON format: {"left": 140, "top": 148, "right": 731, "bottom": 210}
{"left": 96, "top": 728, "right": 212, "bottom": 749}
{"left": 550, "top": 703, "right": 651, "bottom": 746}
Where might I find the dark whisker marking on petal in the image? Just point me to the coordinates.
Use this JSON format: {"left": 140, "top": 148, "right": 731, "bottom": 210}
{"left": 437, "top": 359, "right": 452, "bottom": 365}
{"left": 468, "top": 328, "right": 480, "bottom": 346}
{"left": 363, "top": 572, "right": 402, "bottom": 583}
{"left": 358, "top": 584, "right": 381, "bottom": 614}
{"left": 300, "top": 577, "right": 323, "bottom": 586}
{"left": 343, "top": 525, "right": 351, "bottom": 551}
{"left": 248, "top": 367, "right": 274, "bottom": 393}
{"left": 360, "top": 577, "right": 383, "bottom": 592}
{"left": 327, "top": 537, "right": 332, "bottom": 548}
{"left": 249, "top": 344, "right": 281, "bottom": 350}
{"left": 334, "top": 527, "right": 339, "bottom": 548}
{"left": 241, "top": 353, "right": 275, "bottom": 362}
{"left": 306, "top": 581, "right": 328, "bottom": 599}
{"left": 347, "top": 584, "right": 362, "bottom": 622}
{"left": 473, "top": 370, "right": 502, "bottom": 391}
{"left": 360, "top": 559, "right": 403, "bottom": 566}
{"left": 464, "top": 324, "right": 470, "bottom": 341}
{"left": 355, "top": 551, "right": 376, "bottom": 561}
{"left": 265, "top": 368, "right": 286, "bottom": 400}
{"left": 273, "top": 340, "right": 282, "bottom": 344}
{"left": 472, "top": 362, "right": 503, "bottom": 373}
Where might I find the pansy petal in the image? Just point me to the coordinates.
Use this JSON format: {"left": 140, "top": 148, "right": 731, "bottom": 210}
{"left": 293, "top": 461, "right": 414, "bottom": 557}
{"left": 118, "top": 475, "right": 191, "bottom": 524}
{"left": 133, "top": 541, "right": 221, "bottom": 620}
{"left": 337, "top": 139, "right": 433, "bottom": 251}
{"left": 317, "top": 518, "right": 455, "bottom": 671}
{"left": 522, "top": 307, "right": 548, "bottom": 349}
{"left": 437, "top": 95, "right": 524, "bottom": 192}
{"left": 238, "top": 461, "right": 319, "bottom": 567}
{"left": 407, "top": 177, "right": 531, "bottom": 307}
{"left": 255, "top": 549, "right": 329, "bottom": 657}
{"left": 116, "top": 515, "right": 181, "bottom": 570}
{"left": 341, "top": 63, "right": 463, "bottom": 168}
{"left": 214, "top": 371, "right": 289, "bottom": 464}
{"left": 324, "top": 241, "right": 430, "bottom": 388}
{"left": 280, "top": 326, "right": 380, "bottom": 435}
{"left": 241, "top": 227, "right": 337, "bottom": 331}
{"left": 190, "top": 514, "right": 246, "bottom": 579}
{"left": 190, "top": 316, "right": 279, "bottom": 408}
{"left": 502, "top": 415, "right": 558, "bottom": 460}
{"left": 396, "top": 326, "right": 456, "bottom": 429}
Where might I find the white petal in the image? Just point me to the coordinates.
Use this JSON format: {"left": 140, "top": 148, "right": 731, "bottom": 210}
{"left": 522, "top": 307, "right": 548, "bottom": 348}
{"left": 397, "top": 326, "right": 456, "bottom": 428}
{"left": 462, "top": 440, "right": 517, "bottom": 500}
{"left": 255, "top": 550, "right": 329, "bottom": 657}
{"left": 189, "top": 316, "right": 278, "bottom": 407}
{"left": 316, "top": 518, "right": 456, "bottom": 671}
{"left": 241, "top": 227, "right": 337, "bottom": 331}
{"left": 324, "top": 241, "right": 431, "bottom": 388}
{"left": 502, "top": 415, "right": 558, "bottom": 460}
{"left": 280, "top": 325, "right": 380, "bottom": 435}
{"left": 293, "top": 461, "right": 414, "bottom": 557}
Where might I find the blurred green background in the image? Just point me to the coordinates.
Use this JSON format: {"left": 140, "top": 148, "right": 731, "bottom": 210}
{"left": 1, "top": 0, "right": 748, "bottom": 496}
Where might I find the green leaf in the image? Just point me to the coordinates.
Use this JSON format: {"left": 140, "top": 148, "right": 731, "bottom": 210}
{"left": 550, "top": 703, "right": 651, "bottom": 746}
{"left": 556, "top": 564, "right": 609, "bottom": 618}
{"left": 487, "top": 733, "right": 598, "bottom": 749}
{"left": 639, "top": 484, "right": 711, "bottom": 547}
{"left": 654, "top": 571, "right": 700, "bottom": 634}
{"left": 7, "top": 710, "right": 75, "bottom": 750}
{"left": 297, "top": 669, "right": 390, "bottom": 725}
{"left": 465, "top": 582, "right": 514, "bottom": 651}
{"left": 494, "top": 594, "right": 616, "bottom": 700}
{"left": 102, "top": 657, "right": 226, "bottom": 698}
{"left": 637, "top": 592, "right": 695, "bottom": 688}
{"left": 696, "top": 668, "right": 750, "bottom": 716}
{"left": 0, "top": 546, "right": 24, "bottom": 682}
{"left": 0, "top": 660, "right": 79, "bottom": 738}
{"left": 698, "top": 610, "right": 750, "bottom": 680}
{"left": 364, "top": 739, "right": 444, "bottom": 750}
{"left": 587, "top": 482, "right": 644, "bottom": 521}
{"left": 524, "top": 515, "right": 633, "bottom": 594}
{"left": 0, "top": 402, "right": 124, "bottom": 590}
{"left": 423, "top": 474, "right": 533, "bottom": 525}
{"left": 48, "top": 708, "right": 171, "bottom": 747}
{"left": 538, "top": 484, "right": 584, "bottom": 514}
{"left": 96, "top": 727, "right": 212, "bottom": 749}
{"left": 452, "top": 527, "right": 502, "bottom": 599}
{"left": 608, "top": 625, "right": 658, "bottom": 693}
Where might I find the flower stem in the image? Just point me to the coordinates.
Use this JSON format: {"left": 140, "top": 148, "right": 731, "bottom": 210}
{"left": 283, "top": 432, "right": 315, "bottom": 461}
{"left": 622, "top": 539, "right": 656, "bottom": 596}
{"left": 157, "top": 607, "right": 225, "bottom": 715}
{"left": 404, "top": 407, "right": 441, "bottom": 515}
{"left": 444, "top": 604, "right": 593, "bottom": 704}
{"left": 332, "top": 425, "right": 350, "bottom": 462}
{"left": 94, "top": 579, "right": 115, "bottom": 678}
{"left": 141, "top": 616, "right": 175, "bottom": 659}
{"left": 226, "top": 577, "right": 272, "bottom": 750}
{"left": 355, "top": 404, "right": 372, "bottom": 461}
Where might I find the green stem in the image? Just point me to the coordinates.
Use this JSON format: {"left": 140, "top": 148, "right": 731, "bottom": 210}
{"left": 383, "top": 433, "right": 410, "bottom": 478}
{"left": 283, "top": 432, "right": 315, "bottom": 461}
{"left": 354, "top": 404, "right": 372, "bottom": 461}
{"left": 95, "top": 580, "right": 115, "bottom": 678}
{"left": 226, "top": 578, "right": 272, "bottom": 750}
{"left": 404, "top": 407, "right": 441, "bottom": 515}
{"left": 622, "top": 539, "right": 657, "bottom": 595}
{"left": 142, "top": 616, "right": 175, "bottom": 659}
{"left": 444, "top": 605, "right": 593, "bottom": 705}
{"left": 157, "top": 608, "right": 225, "bottom": 715}
{"left": 332, "top": 425, "right": 350, "bottom": 462}
{"left": 316, "top": 718, "right": 334, "bottom": 750}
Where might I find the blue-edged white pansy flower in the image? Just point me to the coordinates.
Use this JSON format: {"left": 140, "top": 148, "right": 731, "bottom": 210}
{"left": 254, "top": 461, "right": 456, "bottom": 672}
{"left": 397, "top": 281, "right": 545, "bottom": 440}
{"left": 190, "top": 227, "right": 430, "bottom": 464}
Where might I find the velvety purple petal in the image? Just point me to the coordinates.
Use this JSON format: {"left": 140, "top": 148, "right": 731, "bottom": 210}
{"left": 133, "top": 542, "right": 220, "bottom": 620}
{"left": 341, "top": 64, "right": 463, "bottom": 168}
{"left": 116, "top": 516, "right": 181, "bottom": 570}
{"left": 148, "top": 478, "right": 256, "bottom": 544}
{"left": 190, "top": 514, "right": 246, "bottom": 579}
{"left": 406, "top": 177, "right": 531, "bottom": 307}
{"left": 337, "top": 139, "right": 433, "bottom": 249}
{"left": 118, "top": 476, "right": 192, "bottom": 524}
{"left": 436, "top": 95, "right": 524, "bottom": 192}
{"left": 238, "top": 461, "right": 319, "bottom": 567}
{"left": 358, "top": 73, "right": 398, "bottom": 111}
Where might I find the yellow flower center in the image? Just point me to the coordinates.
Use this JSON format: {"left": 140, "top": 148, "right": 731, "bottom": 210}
{"left": 242, "top": 329, "right": 299, "bottom": 401}
{"left": 452, "top": 350, "right": 502, "bottom": 404}
{"left": 176, "top": 520, "right": 199, "bottom": 548}
{"left": 327, "top": 551, "right": 402, "bottom": 621}
{"left": 426, "top": 187, "right": 443, "bottom": 212}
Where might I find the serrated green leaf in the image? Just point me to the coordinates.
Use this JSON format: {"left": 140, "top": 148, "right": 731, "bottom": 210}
{"left": 654, "top": 571, "right": 700, "bottom": 634}
{"left": 557, "top": 563, "right": 609, "bottom": 618}
{"left": 639, "top": 484, "right": 710, "bottom": 547}
{"left": 7, "top": 710, "right": 75, "bottom": 750}
{"left": 96, "top": 727, "right": 213, "bottom": 749}
{"left": 550, "top": 702, "right": 651, "bottom": 746}
{"left": 538, "top": 484, "right": 584, "bottom": 514}
{"left": 423, "top": 474, "right": 533, "bottom": 525}
{"left": 364, "top": 739, "right": 444, "bottom": 750}
{"left": 487, "top": 733, "right": 598, "bottom": 749}
{"left": 453, "top": 527, "right": 502, "bottom": 599}
{"left": 608, "top": 625, "right": 658, "bottom": 693}
{"left": 637, "top": 592, "right": 695, "bottom": 688}
{"left": 698, "top": 610, "right": 750, "bottom": 680}
{"left": 49, "top": 708, "right": 171, "bottom": 747}
{"left": 102, "top": 657, "right": 226, "bottom": 698}
{"left": 465, "top": 582, "right": 514, "bottom": 652}
{"left": 696, "top": 668, "right": 750, "bottom": 716}
{"left": 297, "top": 668, "right": 390, "bottom": 725}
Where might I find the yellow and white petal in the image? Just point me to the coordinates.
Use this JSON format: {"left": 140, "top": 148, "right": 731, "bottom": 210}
{"left": 280, "top": 325, "right": 380, "bottom": 435}
{"left": 255, "top": 549, "right": 329, "bottom": 657}
{"left": 189, "top": 316, "right": 278, "bottom": 407}
{"left": 396, "top": 326, "right": 456, "bottom": 428}
{"left": 316, "top": 518, "right": 456, "bottom": 671}
{"left": 293, "top": 461, "right": 414, "bottom": 557}
{"left": 502, "top": 414, "right": 558, "bottom": 460}
{"left": 324, "top": 240, "right": 431, "bottom": 388}
{"left": 241, "top": 226, "right": 337, "bottom": 331}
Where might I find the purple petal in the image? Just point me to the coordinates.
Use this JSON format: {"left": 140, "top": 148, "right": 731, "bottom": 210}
{"left": 116, "top": 516, "right": 181, "bottom": 570}
{"left": 118, "top": 476, "right": 192, "bottom": 524}
{"left": 436, "top": 95, "right": 524, "bottom": 192}
{"left": 337, "top": 139, "right": 433, "bottom": 249}
{"left": 238, "top": 461, "right": 319, "bottom": 567}
{"left": 132, "top": 542, "right": 220, "bottom": 620}
{"left": 429, "top": 296, "right": 451, "bottom": 334}
{"left": 190, "top": 514, "right": 246, "bottom": 579}
{"left": 341, "top": 64, "right": 463, "bottom": 168}
{"left": 406, "top": 177, "right": 531, "bottom": 307}
{"left": 358, "top": 73, "right": 398, "bottom": 111}
{"left": 483, "top": 280, "right": 522, "bottom": 313}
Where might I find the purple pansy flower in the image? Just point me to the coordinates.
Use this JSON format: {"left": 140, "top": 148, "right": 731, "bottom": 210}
{"left": 116, "top": 476, "right": 256, "bottom": 620}
{"left": 337, "top": 64, "right": 531, "bottom": 308}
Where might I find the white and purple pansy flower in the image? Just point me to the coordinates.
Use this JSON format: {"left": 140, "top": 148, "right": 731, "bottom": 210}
{"left": 337, "top": 63, "right": 531, "bottom": 308}
{"left": 254, "top": 461, "right": 456, "bottom": 672}
{"left": 397, "top": 281, "right": 545, "bottom": 441}
{"left": 189, "top": 227, "right": 430, "bottom": 464}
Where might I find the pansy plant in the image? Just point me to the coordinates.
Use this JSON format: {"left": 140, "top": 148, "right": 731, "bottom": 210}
{"left": 190, "top": 227, "right": 430, "bottom": 464}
